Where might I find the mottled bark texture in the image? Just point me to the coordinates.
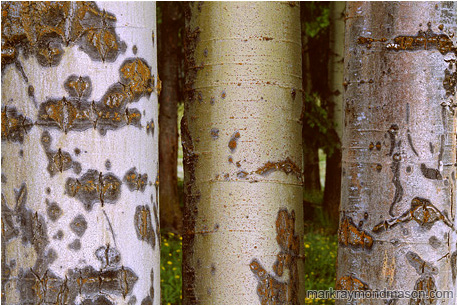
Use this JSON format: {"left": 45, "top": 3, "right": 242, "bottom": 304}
{"left": 323, "top": 1, "right": 345, "bottom": 231}
{"left": 182, "top": 2, "right": 304, "bottom": 304}
{"left": 1, "top": 2, "right": 160, "bottom": 304}
{"left": 159, "top": 1, "right": 183, "bottom": 232}
{"left": 338, "top": 2, "right": 456, "bottom": 304}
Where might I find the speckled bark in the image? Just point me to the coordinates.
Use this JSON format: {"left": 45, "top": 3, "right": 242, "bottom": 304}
{"left": 182, "top": 2, "right": 304, "bottom": 304}
{"left": 1, "top": 2, "right": 160, "bottom": 304}
{"left": 338, "top": 2, "right": 456, "bottom": 304}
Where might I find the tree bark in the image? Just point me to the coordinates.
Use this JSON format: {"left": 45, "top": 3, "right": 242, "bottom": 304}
{"left": 301, "top": 3, "right": 322, "bottom": 201}
{"left": 1, "top": 2, "right": 160, "bottom": 304}
{"left": 337, "top": 2, "right": 456, "bottom": 304}
{"left": 323, "top": 1, "right": 345, "bottom": 231}
{"left": 182, "top": 2, "right": 304, "bottom": 304}
{"left": 159, "top": 1, "right": 183, "bottom": 232}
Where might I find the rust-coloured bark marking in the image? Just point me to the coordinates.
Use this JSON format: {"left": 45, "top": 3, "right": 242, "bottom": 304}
{"left": 123, "top": 168, "right": 148, "bottom": 192}
{"left": 255, "top": 157, "right": 302, "bottom": 180}
{"left": 338, "top": 216, "right": 373, "bottom": 250}
{"left": 65, "top": 170, "right": 122, "bottom": 211}
{"left": 335, "top": 275, "right": 369, "bottom": 291}
{"left": 1, "top": 1, "right": 126, "bottom": 70}
{"left": 405, "top": 252, "right": 438, "bottom": 304}
{"left": 119, "top": 58, "right": 155, "bottom": 102}
{"left": 40, "top": 131, "right": 82, "bottom": 177}
{"left": 134, "top": 205, "right": 156, "bottom": 248}
{"left": 228, "top": 130, "right": 240, "bottom": 153}
{"left": 64, "top": 75, "right": 92, "bottom": 100}
{"left": 373, "top": 197, "right": 455, "bottom": 233}
{"left": 250, "top": 209, "right": 300, "bottom": 304}
{"left": 443, "top": 62, "right": 456, "bottom": 97}
{"left": 37, "top": 72, "right": 146, "bottom": 135}
{"left": 146, "top": 119, "right": 155, "bottom": 136}
{"left": 1, "top": 106, "right": 33, "bottom": 143}
{"left": 357, "top": 24, "right": 456, "bottom": 55}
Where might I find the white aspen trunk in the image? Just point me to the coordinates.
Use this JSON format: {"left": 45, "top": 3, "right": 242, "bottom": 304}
{"left": 1, "top": 2, "right": 160, "bottom": 304}
{"left": 182, "top": 2, "right": 304, "bottom": 304}
{"left": 338, "top": 2, "right": 456, "bottom": 304}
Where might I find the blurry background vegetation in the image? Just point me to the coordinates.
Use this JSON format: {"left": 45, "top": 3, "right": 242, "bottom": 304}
{"left": 158, "top": 2, "right": 338, "bottom": 304}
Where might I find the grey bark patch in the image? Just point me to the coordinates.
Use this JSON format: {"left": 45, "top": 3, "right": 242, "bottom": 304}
{"left": 53, "top": 229, "right": 64, "bottom": 240}
{"left": 410, "top": 275, "right": 437, "bottom": 305}
{"left": 134, "top": 205, "right": 156, "bottom": 248}
{"left": 65, "top": 170, "right": 122, "bottom": 211}
{"left": 1, "top": 106, "right": 34, "bottom": 143}
{"left": 123, "top": 168, "right": 148, "bottom": 192}
{"left": 70, "top": 214, "right": 88, "bottom": 237}
{"left": 451, "top": 251, "right": 457, "bottom": 283}
{"left": 128, "top": 296, "right": 137, "bottom": 304}
{"left": 46, "top": 248, "right": 58, "bottom": 265}
{"left": 82, "top": 295, "right": 114, "bottom": 305}
{"left": 141, "top": 296, "right": 153, "bottom": 305}
{"left": 406, "top": 251, "right": 438, "bottom": 275}
{"left": 46, "top": 200, "right": 63, "bottom": 221}
{"left": 420, "top": 163, "right": 443, "bottom": 180}
{"left": 64, "top": 75, "right": 92, "bottom": 99}
{"left": 210, "top": 128, "right": 219, "bottom": 140}
{"left": 146, "top": 119, "right": 155, "bottom": 136}
{"left": 389, "top": 154, "right": 403, "bottom": 216}
{"left": 428, "top": 236, "right": 441, "bottom": 249}
{"left": 68, "top": 239, "right": 81, "bottom": 251}
{"left": 105, "top": 159, "right": 112, "bottom": 170}
{"left": 95, "top": 245, "right": 121, "bottom": 268}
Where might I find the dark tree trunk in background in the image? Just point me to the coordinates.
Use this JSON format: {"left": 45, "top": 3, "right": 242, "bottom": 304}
{"left": 159, "top": 1, "right": 183, "bottom": 232}
{"left": 301, "top": 2, "right": 322, "bottom": 205}
{"left": 323, "top": 1, "right": 345, "bottom": 231}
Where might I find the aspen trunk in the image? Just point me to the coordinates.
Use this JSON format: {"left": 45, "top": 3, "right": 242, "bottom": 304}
{"left": 159, "top": 1, "right": 183, "bottom": 232}
{"left": 182, "top": 2, "right": 304, "bottom": 304}
{"left": 338, "top": 2, "right": 456, "bottom": 304}
{"left": 1, "top": 2, "right": 160, "bottom": 304}
{"left": 323, "top": 1, "right": 345, "bottom": 230}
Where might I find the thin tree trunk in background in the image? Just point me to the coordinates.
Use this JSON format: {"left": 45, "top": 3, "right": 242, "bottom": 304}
{"left": 159, "top": 1, "right": 183, "bottom": 232}
{"left": 1, "top": 2, "right": 160, "bottom": 304}
{"left": 301, "top": 3, "right": 322, "bottom": 201}
{"left": 338, "top": 2, "right": 456, "bottom": 304}
{"left": 183, "top": 2, "right": 304, "bottom": 304}
{"left": 323, "top": 1, "right": 345, "bottom": 231}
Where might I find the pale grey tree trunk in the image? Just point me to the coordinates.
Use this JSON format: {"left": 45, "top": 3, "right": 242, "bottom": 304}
{"left": 1, "top": 2, "right": 160, "bottom": 304}
{"left": 338, "top": 2, "right": 456, "bottom": 304}
{"left": 182, "top": 2, "right": 304, "bottom": 304}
